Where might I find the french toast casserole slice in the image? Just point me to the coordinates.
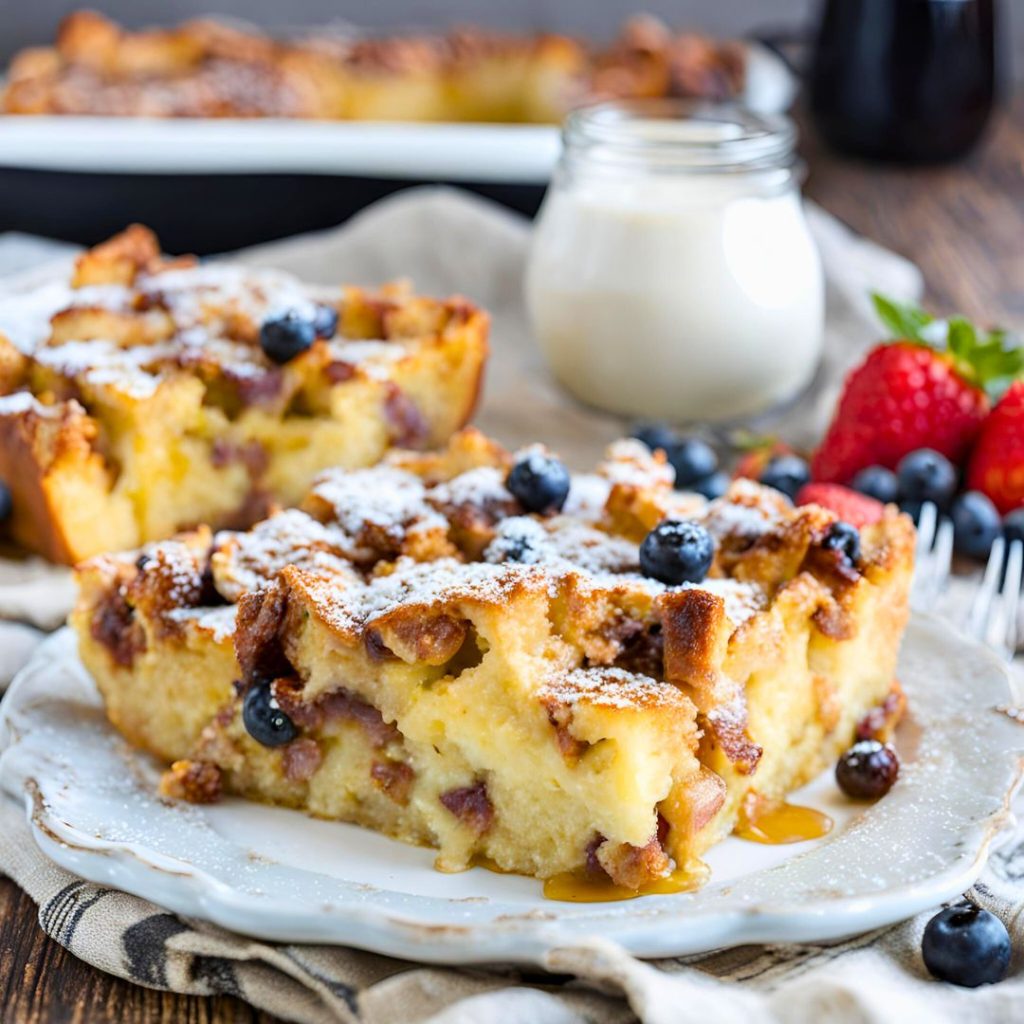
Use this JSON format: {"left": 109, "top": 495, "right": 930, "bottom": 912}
{"left": 72, "top": 430, "right": 914, "bottom": 892}
{"left": 2, "top": 11, "right": 745, "bottom": 121}
{"left": 0, "top": 225, "right": 487, "bottom": 563}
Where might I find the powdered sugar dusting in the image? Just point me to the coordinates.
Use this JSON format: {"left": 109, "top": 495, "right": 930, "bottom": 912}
{"left": 563, "top": 473, "right": 611, "bottom": 520}
{"left": 292, "top": 461, "right": 770, "bottom": 630}
{"left": 0, "top": 281, "right": 131, "bottom": 353}
{"left": 484, "top": 516, "right": 640, "bottom": 576}
{"left": 599, "top": 439, "right": 675, "bottom": 490}
{"left": 165, "top": 605, "right": 238, "bottom": 643}
{"left": 137, "top": 264, "right": 320, "bottom": 331}
{"left": 683, "top": 578, "right": 766, "bottom": 626}
{"left": 139, "top": 537, "right": 206, "bottom": 607}
{"left": 34, "top": 339, "right": 169, "bottom": 399}
{"left": 106, "top": 427, "right": 787, "bottom": 659}
{"left": 211, "top": 509, "right": 356, "bottom": 602}
{"left": 0, "top": 391, "right": 47, "bottom": 415}
{"left": 429, "top": 467, "right": 513, "bottom": 510}
{"left": 698, "top": 479, "right": 786, "bottom": 544}
{"left": 538, "top": 666, "right": 690, "bottom": 711}
{"left": 327, "top": 339, "right": 404, "bottom": 378}
{"left": 309, "top": 465, "right": 447, "bottom": 542}
{"left": 300, "top": 557, "right": 548, "bottom": 637}
{"left": 0, "top": 258, "right": 410, "bottom": 403}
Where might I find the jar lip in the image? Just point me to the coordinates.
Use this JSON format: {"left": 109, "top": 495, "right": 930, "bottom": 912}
{"left": 562, "top": 99, "right": 797, "bottom": 173}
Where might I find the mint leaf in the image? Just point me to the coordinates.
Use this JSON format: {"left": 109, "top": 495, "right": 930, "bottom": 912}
{"left": 872, "top": 293, "right": 933, "bottom": 341}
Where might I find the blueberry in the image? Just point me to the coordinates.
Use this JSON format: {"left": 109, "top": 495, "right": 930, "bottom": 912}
{"left": 835, "top": 739, "right": 899, "bottom": 799}
{"left": 495, "top": 524, "right": 543, "bottom": 564}
{"left": 1003, "top": 508, "right": 1024, "bottom": 546}
{"left": 0, "top": 481, "right": 11, "bottom": 523}
{"left": 822, "top": 520, "right": 861, "bottom": 565}
{"left": 690, "top": 471, "right": 730, "bottom": 500}
{"left": 666, "top": 438, "right": 719, "bottom": 490}
{"left": 507, "top": 452, "right": 571, "bottom": 515}
{"left": 922, "top": 902, "right": 1011, "bottom": 987}
{"left": 639, "top": 520, "right": 715, "bottom": 585}
{"left": 896, "top": 448, "right": 957, "bottom": 506}
{"left": 951, "top": 491, "right": 1002, "bottom": 560}
{"left": 758, "top": 455, "right": 810, "bottom": 501}
{"left": 312, "top": 304, "right": 339, "bottom": 339}
{"left": 242, "top": 679, "right": 297, "bottom": 748}
{"left": 632, "top": 423, "right": 678, "bottom": 454}
{"left": 259, "top": 310, "right": 316, "bottom": 364}
{"left": 851, "top": 465, "right": 900, "bottom": 504}
{"left": 503, "top": 536, "right": 538, "bottom": 563}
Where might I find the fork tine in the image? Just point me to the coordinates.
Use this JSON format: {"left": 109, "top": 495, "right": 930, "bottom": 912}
{"left": 968, "top": 535, "right": 1006, "bottom": 643}
{"left": 911, "top": 501, "right": 940, "bottom": 612}
{"left": 1000, "top": 540, "right": 1023, "bottom": 658}
{"left": 920, "top": 518, "right": 954, "bottom": 612}
{"left": 915, "top": 501, "right": 938, "bottom": 559}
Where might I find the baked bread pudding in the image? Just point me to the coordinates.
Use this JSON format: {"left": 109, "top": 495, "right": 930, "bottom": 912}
{"left": 0, "top": 225, "right": 487, "bottom": 564}
{"left": 2, "top": 11, "right": 745, "bottom": 121}
{"left": 72, "top": 430, "right": 914, "bottom": 895}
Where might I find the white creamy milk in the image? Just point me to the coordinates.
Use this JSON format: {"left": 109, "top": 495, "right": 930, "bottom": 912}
{"left": 526, "top": 108, "right": 825, "bottom": 424}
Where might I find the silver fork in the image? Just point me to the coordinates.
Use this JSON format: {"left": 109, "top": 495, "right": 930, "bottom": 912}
{"left": 967, "top": 535, "right": 1024, "bottom": 663}
{"left": 911, "top": 501, "right": 954, "bottom": 613}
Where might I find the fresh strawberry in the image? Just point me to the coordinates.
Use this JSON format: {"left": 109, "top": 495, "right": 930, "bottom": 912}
{"left": 966, "top": 381, "right": 1024, "bottom": 514}
{"left": 810, "top": 296, "right": 1022, "bottom": 484}
{"left": 795, "top": 483, "right": 885, "bottom": 527}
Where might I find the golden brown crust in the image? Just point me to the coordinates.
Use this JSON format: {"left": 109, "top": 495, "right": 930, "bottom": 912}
{"left": 159, "top": 759, "right": 223, "bottom": 803}
{"left": 658, "top": 588, "right": 731, "bottom": 695}
{"left": 596, "top": 834, "right": 671, "bottom": 890}
{"left": 2, "top": 10, "right": 745, "bottom": 121}
{"left": 0, "top": 398, "right": 99, "bottom": 563}
{"left": 71, "top": 223, "right": 161, "bottom": 286}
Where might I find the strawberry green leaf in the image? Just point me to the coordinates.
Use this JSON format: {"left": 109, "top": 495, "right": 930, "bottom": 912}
{"left": 946, "top": 317, "right": 978, "bottom": 361}
{"left": 946, "top": 316, "right": 1024, "bottom": 398}
{"left": 871, "top": 294, "right": 933, "bottom": 341}
{"left": 872, "top": 294, "right": 1022, "bottom": 398}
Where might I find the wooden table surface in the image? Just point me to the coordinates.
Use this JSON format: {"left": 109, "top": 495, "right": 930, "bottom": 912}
{"left": 1, "top": 92, "right": 1022, "bottom": 1024}
{"left": 802, "top": 91, "right": 1024, "bottom": 329}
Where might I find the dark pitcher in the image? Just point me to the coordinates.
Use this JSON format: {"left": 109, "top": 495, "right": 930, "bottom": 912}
{"left": 809, "top": 0, "right": 999, "bottom": 162}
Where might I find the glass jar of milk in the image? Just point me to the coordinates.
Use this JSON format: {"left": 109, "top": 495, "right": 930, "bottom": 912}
{"left": 525, "top": 101, "right": 824, "bottom": 424}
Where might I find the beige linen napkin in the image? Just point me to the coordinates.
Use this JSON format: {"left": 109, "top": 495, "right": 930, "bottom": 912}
{"left": 6, "top": 189, "right": 1019, "bottom": 1024}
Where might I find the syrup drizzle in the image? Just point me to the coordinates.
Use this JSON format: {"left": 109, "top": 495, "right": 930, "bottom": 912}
{"left": 474, "top": 798, "right": 832, "bottom": 904}
{"left": 735, "top": 798, "right": 833, "bottom": 845}
{"left": 542, "top": 860, "right": 709, "bottom": 903}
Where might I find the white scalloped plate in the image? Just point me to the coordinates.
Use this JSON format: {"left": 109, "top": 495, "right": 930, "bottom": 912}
{"left": 1, "top": 619, "right": 1022, "bottom": 965}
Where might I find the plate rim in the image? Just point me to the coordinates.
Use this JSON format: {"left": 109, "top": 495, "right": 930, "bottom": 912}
{"left": 0, "top": 117, "right": 563, "bottom": 182}
{"left": 3, "top": 616, "right": 1023, "bottom": 965}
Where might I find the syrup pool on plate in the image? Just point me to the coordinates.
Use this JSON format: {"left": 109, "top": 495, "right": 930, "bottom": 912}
{"left": 736, "top": 799, "right": 834, "bottom": 845}
{"left": 541, "top": 800, "right": 833, "bottom": 903}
